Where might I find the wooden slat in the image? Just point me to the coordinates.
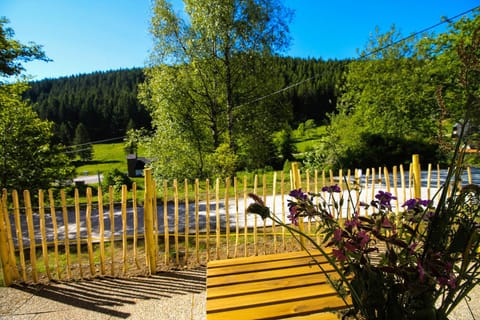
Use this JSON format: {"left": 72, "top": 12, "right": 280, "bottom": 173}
{"left": 207, "top": 294, "right": 349, "bottom": 320}
{"left": 207, "top": 250, "right": 350, "bottom": 320}
{"left": 207, "top": 273, "right": 337, "bottom": 299}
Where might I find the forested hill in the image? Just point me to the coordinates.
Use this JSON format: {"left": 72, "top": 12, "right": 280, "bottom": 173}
{"left": 24, "top": 68, "right": 150, "bottom": 145}
{"left": 24, "top": 58, "right": 347, "bottom": 144}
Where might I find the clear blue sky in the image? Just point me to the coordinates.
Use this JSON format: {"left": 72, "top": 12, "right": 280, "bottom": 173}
{"left": 1, "top": 0, "right": 479, "bottom": 80}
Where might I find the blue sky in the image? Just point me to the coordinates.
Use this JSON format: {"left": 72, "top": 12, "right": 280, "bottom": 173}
{"left": 1, "top": 0, "right": 479, "bottom": 80}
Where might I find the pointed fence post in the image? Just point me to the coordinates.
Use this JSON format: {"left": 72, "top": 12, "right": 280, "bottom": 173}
{"left": 291, "top": 162, "right": 306, "bottom": 248}
{"left": 144, "top": 168, "right": 157, "bottom": 274}
{"left": 0, "top": 189, "right": 20, "bottom": 286}
{"left": 412, "top": 154, "right": 422, "bottom": 199}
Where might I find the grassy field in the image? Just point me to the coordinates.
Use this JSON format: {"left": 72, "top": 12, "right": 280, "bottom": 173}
{"left": 75, "top": 125, "right": 326, "bottom": 183}
{"left": 75, "top": 143, "right": 129, "bottom": 176}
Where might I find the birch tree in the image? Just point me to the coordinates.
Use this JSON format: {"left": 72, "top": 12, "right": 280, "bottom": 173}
{"left": 140, "top": 0, "right": 293, "bottom": 179}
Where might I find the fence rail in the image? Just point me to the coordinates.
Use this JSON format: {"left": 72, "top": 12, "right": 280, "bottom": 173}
{"left": 0, "top": 156, "right": 477, "bottom": 286}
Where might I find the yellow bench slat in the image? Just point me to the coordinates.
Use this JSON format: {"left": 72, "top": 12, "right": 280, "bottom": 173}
{"left": 207, "top": 294, "right": 350, "bottom": 320}
{"left": 207, "top": 272, "right": 337, "bottom": 299}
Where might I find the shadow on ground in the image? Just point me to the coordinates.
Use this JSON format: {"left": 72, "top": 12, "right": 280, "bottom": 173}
{"left": 10, "top": 267, "right": 206, "bottom": 318}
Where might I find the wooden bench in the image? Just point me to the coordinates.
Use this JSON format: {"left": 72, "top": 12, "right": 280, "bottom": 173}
{"left": 206, "top": 250, "right": 351, "bottom": 319}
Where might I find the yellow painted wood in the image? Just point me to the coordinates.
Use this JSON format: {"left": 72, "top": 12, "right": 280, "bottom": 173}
{"left": 253, "top": 174, "right": 258, "bottom": 256}
{"left": 12, "top": 190, "right": 27, "bottom": 281}
{"left": 174, "top": 179, "right": 179, "bottom": 264}
{"left": 208, "top": 249, "right": 330, "bottom": 267}
{"left": 205, "top": 179, "right": 210, "bottom": 261}
{"left": 48, "top": 189, "right": 60, "bottom": 280}
{"left": 412, "top": 154, "right": 421, "bottom": 199}
{"left": 262, "top": 174, "right": 267, "bottom": 255}
{"left": 0, "top": 190, "right": 19, "bottom": 285}
{"left": 121, "top": 185, "right": 128, "bottom": 274}
{"left": 224, "top": 177, "right": 230, "bottom": 259}
{"left": 286, "top": 311, "right": 342, "bottom": 320}
{"left": 86, "top": 187, "right": 95, "bottom": 276}
{"left": 184, "top": 179, "right": 189, "bottom": 263}
{"left": 109, "top": 186, "right": 115, "bottom": 276}
{"left": 60, "top": 190, "right": 72, "bottom": 279}
{"left": 163, "top": 179, "right": 169, "bottom": 265}
{"left": 98, "top": 186, "right": 106, "bottom": 275}
{"left": 74, "top": 188, "right": 83, "bottom": 279}
{"left": 207, "top": 273, "right": 338, "bottom": 299}
{"left": 233, "top": 177, "right": 240, "bottom": 258}
{"left": 215, "top": 178, "right": 220, "bottom": 260}
{"left": 195, "top": 179, "right": 200, "bottom": 263}
{"left": 208, "top": 288, "right": 348, "bottom": 320}
{"left": 206, "top": 251, "right": 349, "bottom": 320}
{"left": 2, "top": 190, "right": 18, "bottom": 282}
{"left": 243, "top": 176, "right": 248, "bottom": 257}
{"left": 144, "top": 169, "right": 156, "bottom": 273}
{"left": 24, "top": 190, "right": 38, "bottom": 283}
{"left": 132, "top": 182, "right": 140, "bottom": 269}
{"left": 38, "top": 190, "right": 51, "bottom": 280}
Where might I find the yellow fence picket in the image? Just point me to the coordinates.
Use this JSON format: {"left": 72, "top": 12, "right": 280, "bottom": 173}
{"left": 132, "top": 182, "right": 140, "bottom": 269}
{"left": 215, "top": 178, "right": 221, "bottom": 260}
{"left": 12, "top": 190, "right": 26, "bottom": 281}
{"left": 121, "top": 185, "right": 128, "bottom": 275}
{"left": 60, "top": 190, "right": 72, "bottom": 279}
{"left": 86, "top": 187, "right": 95, "bottom": 276}
{"left": 0, "top": 189, "right": 19, "bottom": 285}
{"left": 174, "top": 179, "right": 180, "bottom": 264}
{"left": 74, "top": 188, "right": 83, "bottom": 279}
{"left": 109, "top": 185, "right": 115, "bottom": 276}
{"left": 24, "top": 190, "right": 38, "bottom": 283}
{"left": 38, "top": 190, "right": 51, "bottom": 280}
{"left": 195, "top": 179, "right": 200, "bottom": 264}
{"left": 163, "top": 179, "right": 169, "bottom": 265}
{"left": 225, "top": 177, "right": 230, "bottom": 259}
{"left": 184, "top": 179, "right": 189, "bottom": 264}
{"left": 98, "top": 186, "right": 106, "bottom": 275}
{"left": 48, "top": 189, "right": 60, "bottom": 280}
{"left": 205, "top": 179, "right": 211, "bottom": 261}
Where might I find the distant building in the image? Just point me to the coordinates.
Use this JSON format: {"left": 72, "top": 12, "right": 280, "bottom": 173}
{"left": 126, "top": 154, "right": 151, "bottom": 177}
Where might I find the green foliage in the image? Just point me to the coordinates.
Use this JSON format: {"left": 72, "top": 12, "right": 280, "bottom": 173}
{"left": 315, "top": 11, "right": 480, "bottom": 171}
{"left": 272, "top": 126, "right": 296, "bottom": 166}
{"left": 102, "top": 168, "right": 132, "bottom": 191}
{"left": 0, "top": 82, "right": 75, "bottom": 191}
{"left": 205, "top": 143, "right": 238, "bottom": 179}
{"left": 141, "top": 0, "right": 293, "bottom": 179}
{"left": 73, "top": 123, "right": 93, "bottom": 161}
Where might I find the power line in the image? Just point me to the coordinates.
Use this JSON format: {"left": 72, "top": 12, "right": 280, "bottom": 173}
{"left": 240, "top": 5, "right": 479, "bottom": 108}
{"left": 360, "top": 6, "right": 480, "bottom": 59}
{"left": 65, "top": 136, "right": 126, "bottom": 149}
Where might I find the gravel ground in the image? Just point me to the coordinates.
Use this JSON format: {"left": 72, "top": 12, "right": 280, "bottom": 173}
{"left": 0, "top": 266, "right": 477, "bottom": 319}
{"left": 0, "top": 268, "right": 206, "bottom": 320}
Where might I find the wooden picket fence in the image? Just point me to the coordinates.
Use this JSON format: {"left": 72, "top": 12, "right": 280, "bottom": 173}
{"left": 0, "top": 156, "right": 477, "bottom": 286}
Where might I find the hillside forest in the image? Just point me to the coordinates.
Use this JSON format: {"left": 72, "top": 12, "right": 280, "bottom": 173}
{"left": 23, "top": 58, "right": 347, "bottom": 145}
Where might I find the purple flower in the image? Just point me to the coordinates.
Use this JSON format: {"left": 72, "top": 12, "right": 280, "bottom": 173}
{"left": 417, "top": 260, "right": 425, "bottom": 282}
{"left": 334, "top": 228, "right": 343, "bottom": 242}
{"left": 289, "top": 189, "right": 308, "bottom": 200}
{"left": 402, "top": 198, "right": 432, "bottom": 210}
{"left": 322, "top": 184, "right": 341, "bottom": 193}
{"left": 357, "top": 231, "right": 370, "bottom": 247}
{"left": 333, "top": 248, "right": 347, "bottom": 262}
{"left": 288, "top": 205, "right": 299, "bottom": 225}
{"left": 375, "top": 191, "right": 397, "bottom": 208}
